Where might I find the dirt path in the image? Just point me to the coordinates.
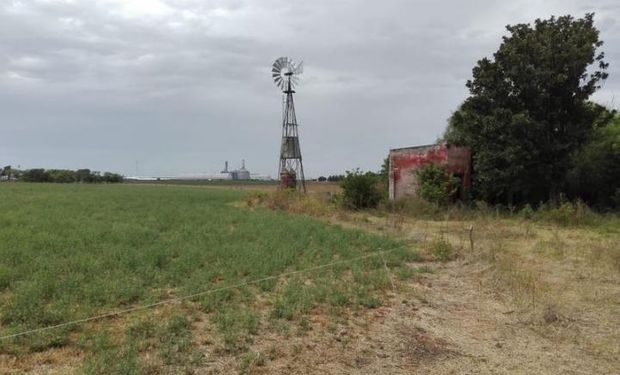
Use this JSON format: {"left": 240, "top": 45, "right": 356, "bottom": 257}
{"left": 237, "top": 257, "right": 613, "bottom": 375}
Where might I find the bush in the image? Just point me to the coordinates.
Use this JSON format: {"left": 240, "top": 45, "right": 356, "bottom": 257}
{"left": 520, "top": 204, "right": 535, "bottom": 219}
{"left": 416, "top": 164, "right": 460, "bottom": 205}
{"left": 426, "top": 237, "right": 454, "bottom": 262}
{"left": 339, "top": 169, "right": 383, "bottom": 209}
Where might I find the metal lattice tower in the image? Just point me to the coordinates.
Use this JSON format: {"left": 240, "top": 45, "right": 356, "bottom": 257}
{"left": 271, "top": 57, "right": 306, "bottom": 192}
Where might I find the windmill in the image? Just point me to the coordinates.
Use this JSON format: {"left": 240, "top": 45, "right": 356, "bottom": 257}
{"left": 272, "top": 56, "right": 306, "bottom": 192}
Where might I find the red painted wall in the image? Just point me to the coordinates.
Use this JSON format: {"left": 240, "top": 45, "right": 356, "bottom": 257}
{"left": 389, "top": 144, "right": 471, "bottom": 200}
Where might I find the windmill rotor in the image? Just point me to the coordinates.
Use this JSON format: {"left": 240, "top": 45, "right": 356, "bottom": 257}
{"left": 271, "top": 56, "right": 303, "bottom": 91}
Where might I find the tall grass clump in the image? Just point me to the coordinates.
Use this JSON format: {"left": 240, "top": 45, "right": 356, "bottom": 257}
{"left": 244, "top": 189, "right": 334, "bottom": 217}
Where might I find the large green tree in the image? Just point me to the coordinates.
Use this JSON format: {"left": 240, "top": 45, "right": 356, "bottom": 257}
{"left": 444, "top": 13, "right": 609, "bottom": 205}
{"left": 568, "top": 114, "right": 620, "bottom": 208}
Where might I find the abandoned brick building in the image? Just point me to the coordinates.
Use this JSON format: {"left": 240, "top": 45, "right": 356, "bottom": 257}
{"left": 388, "top": 144, "right": 472, "bottom": 201}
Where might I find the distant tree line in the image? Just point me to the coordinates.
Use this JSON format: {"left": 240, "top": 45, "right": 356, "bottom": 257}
{"left": 316, "top": 175, "right": 346, "bottom": 182}
{"left": 16, "top": 168, "right": 123, "bottom": 183}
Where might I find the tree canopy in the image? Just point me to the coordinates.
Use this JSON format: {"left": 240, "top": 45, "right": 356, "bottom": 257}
{"left": 444, "top": 13, "right": 610, "bottom": 205}
{"left": 568, "top": 115, "right": 620, "bottom": 208}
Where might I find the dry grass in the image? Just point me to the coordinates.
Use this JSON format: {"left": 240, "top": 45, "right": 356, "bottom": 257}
{"left": 245, "top": 192, "right": 620, "bottom": 373}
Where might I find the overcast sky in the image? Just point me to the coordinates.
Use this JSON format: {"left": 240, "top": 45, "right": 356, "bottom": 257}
{"left": 1, "top": 0, "right": 618, "bottom": 177}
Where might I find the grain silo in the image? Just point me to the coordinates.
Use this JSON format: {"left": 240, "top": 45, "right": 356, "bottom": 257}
{"left": 231, "top": 160, "right": 250, "bottom": 180}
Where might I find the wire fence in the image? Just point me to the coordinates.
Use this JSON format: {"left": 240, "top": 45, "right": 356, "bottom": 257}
{"left": 0, "top": 246, "right": 406, "bottom": 341}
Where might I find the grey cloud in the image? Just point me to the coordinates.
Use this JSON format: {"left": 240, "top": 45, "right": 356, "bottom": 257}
{"left": 1, "top": 0, "right": 619, "bottom": 177}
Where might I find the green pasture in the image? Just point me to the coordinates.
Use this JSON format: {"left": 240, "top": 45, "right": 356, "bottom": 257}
{"left": 0, "top": 183, "right": 412, "bottom": 362}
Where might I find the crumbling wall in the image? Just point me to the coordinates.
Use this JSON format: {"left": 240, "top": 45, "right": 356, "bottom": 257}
{"left": 389, "top": 144, "right": 471, "bottom": 201}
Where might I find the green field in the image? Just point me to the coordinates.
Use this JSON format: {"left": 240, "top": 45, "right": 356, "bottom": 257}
{"left": 0, "top": 183, "right": 412, "bottom": 372}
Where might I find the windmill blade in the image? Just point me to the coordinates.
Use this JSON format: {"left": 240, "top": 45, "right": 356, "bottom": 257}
{"left": 294, "top": 61, "right": 304, "bottom": 74}
{"left": 273, "top": 57, "right": 285, "bottom": 71}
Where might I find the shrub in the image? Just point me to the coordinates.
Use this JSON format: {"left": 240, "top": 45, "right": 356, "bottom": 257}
{"left": 416, "top": 164, "right": 460, "bottom": 205}
{"left": 427, "top": 237, "right": 454, "bottom": 262}
{"left": 520, "top": 204, "right": 535, "bottom": 219}
{"left": 339, "top": 169, "right": 383, "bottom": 209}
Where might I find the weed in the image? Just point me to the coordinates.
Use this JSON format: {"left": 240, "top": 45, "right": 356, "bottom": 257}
{"left": 416, "top": 266, "right": 435, "bottom": 274}
{"left": 271, "top": 299, "right": 295, "bottom": 320}
{"left": 213, "top": 309, "right": 259, "bottom": 352}
{"left": 297, "top": 316, "right": 311, "bottom": 335}
{"left": 159, "top": 314, "right": 195, "bottom": 366}
{"left": 427, "top": 237, "right": 454, "bottom": 262}
{"left": 397, "top": 265, "right": 416, "bottom": 280}
{"left": 239, "top": 351, "right": 265, "bottom": 374}
{"left": 199, "top": 289, "right": 236, "bottom": 313}
{"left": 356, "top": 290, "right": 382, "bottom": 309}
{"left": 82, "top": 331, "right": 140, "bottom": 375}
{"left": 327, "top": 288, "right": 350, "bottom": 306}
{"left": 520, "top": 204, "right": 535, "bottom": 219}
{"left": 543, "top": 304, "right": 561, "bottom": 324}
{"left": 126, "top": 317, "right": 158, "bottom": 351}
{"left": 266, "top": 344, "right": 279, "bottom": 361}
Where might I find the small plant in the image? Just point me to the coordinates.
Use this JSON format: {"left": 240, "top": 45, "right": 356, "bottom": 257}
{"left": 397, "top": 265, "right": 416, "bottom": 280}
{"left": 416, "top": 266, "right": 435, "bottom": 274}
{"left": 298, "top": 316, "right": 311, "bottom": 334}
{"left": 159, "top": 314, "right": 194, "bottom": 365}
{"left": 82, "top": 331, "right": 140, "bottom": 375}
{"left": 427, "top": 237, "right": 454, "bottom": 262}
{"left": 356, "top": 289, "right": 382, "bottom": 308}
{"left": 239, "top": 351, "right": 265, "bottom": 374}
{"left": 214, "top": 309, "right": 260, "bottom": 352}
{"left": 520, "top": 204, "right": 535, "bottom": 220}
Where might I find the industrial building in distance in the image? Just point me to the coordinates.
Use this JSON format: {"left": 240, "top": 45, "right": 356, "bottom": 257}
{"left": 220, "top": 160, "right": 251, "bottom": 180}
